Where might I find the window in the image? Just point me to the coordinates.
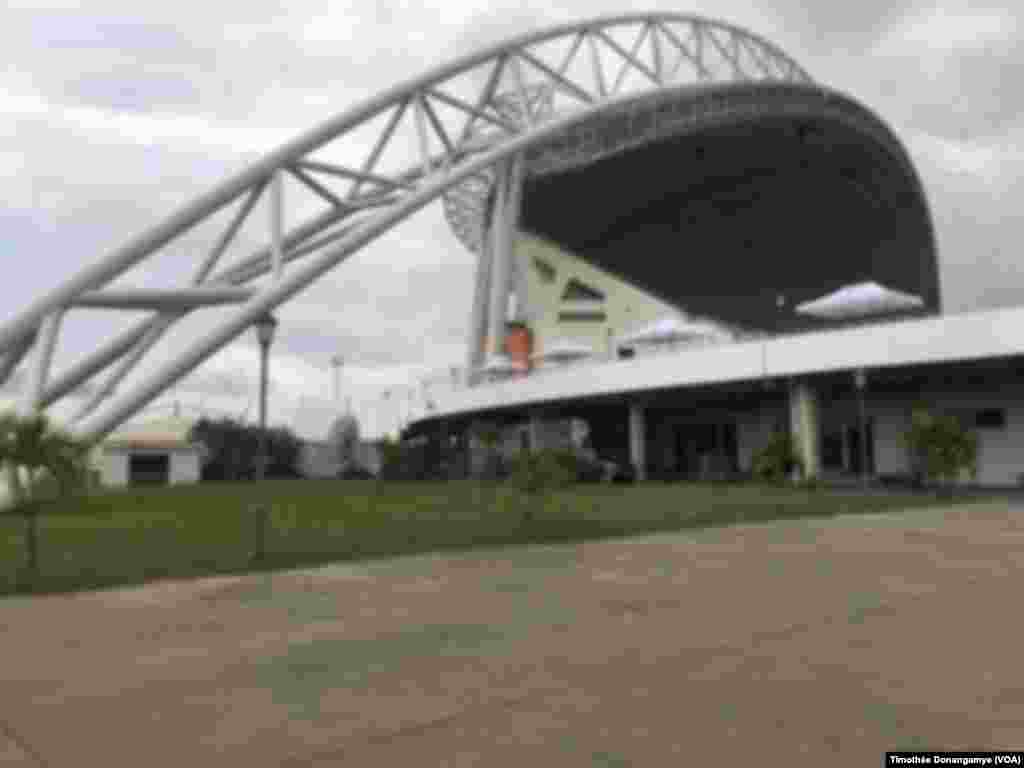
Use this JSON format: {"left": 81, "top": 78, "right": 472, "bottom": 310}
{"left": 533, "top": 257, "right": 556, "bottom": 283}
{"left": 561, "top": 279, "right": 605, "bottom": 301}
{"left": 975, "top": 409, "right": 1007, "bottom": 429}
{"left": 558, "top": 310, "right": 607, "bottom": 323}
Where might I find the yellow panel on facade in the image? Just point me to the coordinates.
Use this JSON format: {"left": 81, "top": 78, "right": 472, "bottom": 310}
{"left": 515, "top": 233, "right": 682, "bottom": 359}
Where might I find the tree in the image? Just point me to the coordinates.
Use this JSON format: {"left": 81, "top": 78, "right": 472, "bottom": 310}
{"left": 0, "top": 410, "right": 90, "bottom": 582}
{"left": 190, "top": 418, "right": 246, "bottom": 480}
{"left": 378, "top": 436, "right": 431, "bottom": 481}
{"left": 264, "top": 426, "right": 302, "bottom": 478}
{"left": 0, "top": 410, "right": 89, "bottom": 505}
{"left": 904, "top": 407, "right": 978, "bottom": 493}
{"left": 189, "top": 418, "right": 301, "bottom": 481}
{"left": 327, "top": 413, "right": 360, "bottom": 471}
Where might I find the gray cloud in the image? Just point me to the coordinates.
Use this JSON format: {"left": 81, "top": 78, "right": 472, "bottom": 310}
{"left": 1, "top": 0, "right": 1021, "bottom": 438}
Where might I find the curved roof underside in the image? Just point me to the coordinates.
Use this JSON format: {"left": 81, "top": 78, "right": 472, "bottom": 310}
{"left": 509, "top": 82, "right": 940, "bottom": 333}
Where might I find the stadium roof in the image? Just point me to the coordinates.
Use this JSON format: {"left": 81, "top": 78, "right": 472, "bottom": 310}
{"left": 452, "top": 82, "right": 941, "bottom": 333}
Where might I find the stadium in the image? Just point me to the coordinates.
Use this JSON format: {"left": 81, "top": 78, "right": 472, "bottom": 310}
{"left": 2, "top": 13, "right": 1022, "bottom": 487}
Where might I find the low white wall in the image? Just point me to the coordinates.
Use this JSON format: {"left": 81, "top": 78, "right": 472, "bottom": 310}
{"left": 915, "top": 394, "right": 1024, "bottom": 486}
{"left": 726, "top": 391, "right": 1024, "bottom": 486}
{"left": 100, "top": 452, "right": 130, "bottom": 487}
{"left": 100, "top": 447, "right": 200, "bottom": 487}
{"left": 870, "top": 401, "right": 912, "bottom": 476}
{"left": 974, "top": 404, "right": 1024, "bottom": 486}
{"left": 169, "top": 451, "right": 200, "bottom": 485}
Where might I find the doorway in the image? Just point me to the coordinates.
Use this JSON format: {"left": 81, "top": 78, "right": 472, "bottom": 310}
{"left": 671, "top": 420, "right": 738, "bottom": 478}
{"left": 129, "top": 453, "right": 170, "bottom": 485}
{"left": 845, "top": 419, "right": 875, "bottom": 475}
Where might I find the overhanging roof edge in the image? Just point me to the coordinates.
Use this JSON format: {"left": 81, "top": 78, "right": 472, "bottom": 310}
{"left": 426, "top": 305, "right": 1024, "bottom": 420}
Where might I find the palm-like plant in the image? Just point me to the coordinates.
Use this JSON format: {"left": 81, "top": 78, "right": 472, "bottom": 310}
{"left": 0, "top": 410, "right": 89, "bottom": 505}
{"left": 904, "top": 406, "right": 978, "bottom": 493}
{"left": 0, "top": 411, "right": 25, "bottom": 503}
{"left": 0, "top": 410, "right": 89, "bottom": 586}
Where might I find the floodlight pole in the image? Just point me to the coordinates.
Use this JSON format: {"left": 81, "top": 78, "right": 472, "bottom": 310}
{"left": 330, "top": 355, "right": 344, "bottom": 404}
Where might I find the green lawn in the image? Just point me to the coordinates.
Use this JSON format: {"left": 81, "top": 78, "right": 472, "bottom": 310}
{"left": 0, "top": 480, "right": 976, "bottom": 597}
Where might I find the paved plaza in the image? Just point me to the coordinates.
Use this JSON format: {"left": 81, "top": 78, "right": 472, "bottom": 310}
{"left": 1, "top": 500, "right": 1021, "bottom": 766}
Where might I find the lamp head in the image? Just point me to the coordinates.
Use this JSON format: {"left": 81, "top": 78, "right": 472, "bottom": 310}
{"left": 255, "top": 313, "right": 278, "bottom": 347}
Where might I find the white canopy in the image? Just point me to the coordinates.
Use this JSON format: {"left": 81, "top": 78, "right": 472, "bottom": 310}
{"left": 617, "top": 315, "right": 725, "bottom": 347}
{"left": 795, "top": 281, "right": 924, "bottom": 319}
{"left": 478, "top": 354, "right": 525, "bottom": 374}
{"left": 531, "top": 338, "right": 593, "bottom": 363}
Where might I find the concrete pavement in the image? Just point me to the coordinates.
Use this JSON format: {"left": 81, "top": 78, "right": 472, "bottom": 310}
{"left": 1, "top": 499, "right": 1021, "bottom": 766}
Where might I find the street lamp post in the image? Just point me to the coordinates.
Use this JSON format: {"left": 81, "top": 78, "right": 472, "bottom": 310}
{"left": 854, "top": 367, "right": 869, "bottom": 488}
{"left": 254, "top": 313, "right": 278, "bottom": 481}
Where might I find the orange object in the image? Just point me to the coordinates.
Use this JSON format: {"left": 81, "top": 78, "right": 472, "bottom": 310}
{"left": 504, "top": 322, "right": 533, "bottom": 373}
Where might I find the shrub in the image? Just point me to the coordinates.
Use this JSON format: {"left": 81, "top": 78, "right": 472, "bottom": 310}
{"left": 472, "top": 421, "right": 502, "bottom": 449}
{"left": 752, "top": 431, "right": 803, "bottom": 483}
{"left": 338, "top": 464, "right": 375, "bottom": 480}
{"left": 378, "top": 438, "right": 432, "bottom": 481}
{"left": 189, "top": 418, "right": 301, "bottom": 481}
{"left": 904, "top": 408, "right": 978, "bottom": 491}
{"left": 507, "top": 449, "right": 576, "bottom": 495}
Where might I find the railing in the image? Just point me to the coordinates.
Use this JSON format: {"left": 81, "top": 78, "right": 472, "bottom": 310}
{"left": 415, "top": 333, "right": 762, "bottom": 403}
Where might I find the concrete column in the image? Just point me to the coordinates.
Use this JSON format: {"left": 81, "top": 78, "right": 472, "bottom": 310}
{"left": 528, "top": 411, "right": 543, "bottom": 452}
{"left": 486, "top": 156, "right": 522, "bottom": 357}
{"left": 507, "top": 158, "right": 529, "bottom": 327}
{"left": 628, "top": 402, "right": 647, "bottom": 481}
{"left": 466, "top": 236, "right": 493, "bottom": 377}
{"left": 788, "top": 380, "right": 821, "bottom": 480}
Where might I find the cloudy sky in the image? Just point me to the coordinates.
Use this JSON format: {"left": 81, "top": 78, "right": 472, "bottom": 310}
{"left": 0, "top": 0, "right": 1020, "bottom": 440}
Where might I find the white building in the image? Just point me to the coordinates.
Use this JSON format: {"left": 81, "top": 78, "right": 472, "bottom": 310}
{"left": 296, "top": 440, "right": 383, "bottom": 478}
{"left": 100, "top": 415, "right": 202, "bottom": 487}
{"left": 401, "top": 46, "right": 1020, "bottom": 488}
{"left": 413, "top": 304, "right": 1024, "bottom": 488}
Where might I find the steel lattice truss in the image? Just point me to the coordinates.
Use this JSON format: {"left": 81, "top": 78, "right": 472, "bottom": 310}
{"left": 0, "top": 13, "right": 811, "bottom": 444}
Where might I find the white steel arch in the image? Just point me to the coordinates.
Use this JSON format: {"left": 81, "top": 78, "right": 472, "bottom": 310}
{"left": 0, "top": 13, "right": 814, "bottom": 443}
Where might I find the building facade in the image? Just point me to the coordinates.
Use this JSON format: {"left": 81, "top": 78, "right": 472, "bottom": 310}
{"left": 414, "top": 304, "right": 1024, "bottom": 488}
{"left": 101, "top": 415, "right": 202, "bottom": 487}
